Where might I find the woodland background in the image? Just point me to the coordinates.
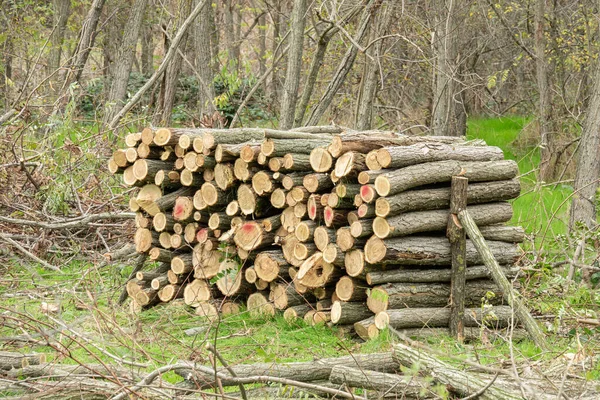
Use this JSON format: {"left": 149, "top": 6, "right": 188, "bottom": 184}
{"left": 0, "top": 0, "right": 599, "bottom": 398}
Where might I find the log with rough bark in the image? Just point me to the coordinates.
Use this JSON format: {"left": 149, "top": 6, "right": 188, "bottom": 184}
{"left": 375, "top": 179, "right": 520, "bottom": 218}
{"left": 375, "top": 305, "right": 516, "bottom": 330}
{"left": 247, "top": 291, "right": 275, "bottom": 317}
{"left": 0, "top": 352, "right": 47, "bottom": 370}
{"left": 365, "top": 264, "right": 518, "bottom": 285}
{"left": 369, "top": 143, "right": 505, "bottom": 170}
{"left": 328, "top": 365, "right": 432, "bottom": 398}
{"left": 353, "top": 316, "right": 379, "bottom": 340}
{"left": 233, "top": 221, "right": 275, "bottom": 251}
{"left": 330, "top": 301, "right": 373, "bottom": 325}
{"left": 392, "top": 342, "right": 522, "bottom": 399}
{"left": 335, "top": 276, "right": 368, "bottom": 302}
{"left": 254, "top": 250, "right": 289, "bottom": 282}
{"left": 366, "top": 279, "right": 503, "bottom": 313}
{"left": 364, "top": 236, "right": 520, "bottom": 266}
{"left": 374, "top": 160, "right": 519, "bottom": 197}
{"left": 372, "top": 202, "right": 513, "bottom": 239}
{"left": 270, "top": 283, "right": 311, "bottom": 309}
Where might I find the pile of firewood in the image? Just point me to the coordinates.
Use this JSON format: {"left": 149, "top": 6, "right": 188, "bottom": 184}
{"left": 109, "top": 125, "right": 524, "bottom": 339}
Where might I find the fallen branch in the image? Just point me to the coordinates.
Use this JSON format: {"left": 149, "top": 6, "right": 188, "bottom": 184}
{"left": 0, "top": 212, "right": 134, "bottom": 230}
{"left": 0, "top": 232, "right": 61, "bottom": 273}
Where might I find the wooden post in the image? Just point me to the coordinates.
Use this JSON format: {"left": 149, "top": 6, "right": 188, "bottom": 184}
{"left": 458, "top": 209, "right": 548, "bottom": 351}
{"left": 448, "top": 176, "right": 468, "bottom": 341}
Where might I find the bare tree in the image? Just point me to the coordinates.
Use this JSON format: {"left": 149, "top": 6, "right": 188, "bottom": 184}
{"left": 431, "top": 0, "right": 466, "bottom": 136}
{"left": 48, "top": 0, "right": 72, "bottom": 79}
{"left": 194, "top": 0, "right": 216, "bottom": 116}
{"left": 305, "top": 0, "right": 381, "bottom": 126}
{"left": 355, "top": 3, "right": 393, "bottom": 130}
{"left": 154, "top": 0, "right": 193, "bottom": 126}
{"left": 279, "top": 0, "right": 307, "bottom": 129}
{"left": 103, "top": 0, "right": 149, "bottom": 126}
{"left": 140, "top": 18, "right": 155, "bottom": 77}
{"left": 535, "top": 0, "right": 557, "bottom": 182}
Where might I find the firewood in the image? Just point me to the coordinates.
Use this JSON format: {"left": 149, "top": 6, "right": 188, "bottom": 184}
{"left": 268, "top": 157, "right": 285, "bottom": 172}
{"left": 148, "top": 247, "right": 174, "bottom": 263}
{"left": 244, "top": 266, "right": 257, "bottom": 284}
{"left": 215, "top": 143, "right": 246, "bottom": 162}
{"left": 313, "top": 226, "right": 336, "bottom": 251}
{"left": 280, "top": 207, "right": 301, "bottom": 232}
{"left": 372, "top": 202, "right": 513, "bottom": 239}
{"left": 335, "top": 276, "right": 367, "bottom": 302}
{"left": 134, "top": 228, "right": 159, "bottom": 253}
{"left": 296, "top": 252, "right": 340, "bottom": 288}
{"left": 307, "top": 194, "right": 323, "bottom": 221}
{"left": 322, "top": 243, "right": 344, "bottom": 266}
{"left": 154, "top": 170, "right": 181, "bottom": 190}
{"left": 180, "top": 169, "right": 203, "bottom": 187}
{"left": 255, "top": 279, "right": 269, "bottom": 290}
{"left": 233, "top": 221, "right": 275, "bottom": 251}
{"left": 356, "top": 204, "right": 375, "bottom": 219}
{"left": 295, "top": 220, "right": 316, "bottom": 242}
{"left": 283, "top": 304, "right": 315, "bottom": 321}
{"left": 125, "top": 147, "right": 138, "bottom": 163}
{"left": 366, "top": 279, "right": 503, "bottom": 314}
{"left": 252, "top": 171, "right": 278, "bottom": 195}
{"left": 281, "top": 172, "right": 306, "bottom": 190}
{"left": 158, "top": 284, "right": 184, "bottom": 302}
{"left": 239, "top": 143, "right": 261, "bottom": 162}
{"left": 183, "top": 279, "right": 213, "bottom": 307}
{"left": 373, "top": 143, "right": 505, "bottom": 170}
{"left": 135, "top": 288, "right": 159, "bottom": 306}
{"left": 323, "top": 207, "right": 347, "bottom": 228}
{"left": 158, "top": 232, "right": 172, "bottom": 249}
{"left": 309, "top": 147, "right": 334, "bottom": 172}
{"left": 282, "top": 153, "right": 312, "bottom": 171}
{"left": 215, "top": 259, "right": 253, "bottom": 296}
{"left": 270, "top": 283, "right": 310, "bottom": 309}
{"left": 112, "top": 149, "right": 128, "bottom": 167}
{"left": 237, "top": 184, "right": 268, "bottom": 215}
{"left": 365, "top": 264, "right": 518, "bottom": 285}
{"left": 150, "top": 275, "right": 169, "bottom": 290}
{"left": 357, "top": 169, "right": 386, "bottom": 185}
{"left": 254, "top": 250, "right": 289, "bottom": 282}
{"left": 374, "top": 159, "right": 519, "bottom": 197}
{"left": 375, "top": 179, "right": 521, "bottom": 218}
{"left": 353, "top": 316, "right": 379, "bottom": 340}
{"left": 214, "top": 163, "right": 237, "bottom": 191}
{"left": 183, "top": 222, "right": 199, "bottom": 244}
{"left": 247, "top": 291, "right": 275, "bottom": 317}
{"left": 261, "top": 138, "right": 331, "bottom": 157}
{"left": 330, "top": 301, "right": 373, "bottom": 325}
{"left": 334, "top": 152, "right": 367, "bottom": 179}
{"left": 173, "top": 196, "right": 195, "bottom": 222}
{"left": 233, "top": 158, "right": 256, "bottom": 181}
{"left": 171, "top": 253, "right": 194, "bottom": 274}
{"left": 269, "top": 188, "right": 287, "bottom": 209}
{"left": 139, "top": 186, "right": 195, "bottom": 216}
{"left": 125, "top": 132, "right": 141, "bottom": 147}
{"left": 135, "top": 212, "right": 150, "bottom": 229}
{"left": 195, "top": 302, "right": 219, "bottom": 320}
{"left": 302, "top": 173, "right": 333, "bottom": 193}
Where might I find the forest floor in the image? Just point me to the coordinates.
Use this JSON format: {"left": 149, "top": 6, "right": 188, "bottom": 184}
{"left": 1, "top": 116, "right": 599, "bottom": 398}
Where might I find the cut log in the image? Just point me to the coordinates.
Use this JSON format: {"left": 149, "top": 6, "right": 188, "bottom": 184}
{"left": 153, "top": 212, "right": 175, "bottom": 232}
{"left": 150, "top": 275, "right": 169, "bottom": 290}
{"left": 478, "top": 225, "right": 526, "bottom": 243}
{"left": 335, "top": 276, "right": 368, "bottom": 302}
{"left": 366, "top": 279, "right": 503, "bottom": 313}
{"left": 374, "top": 160, "right": 519, "bottom": 197}
{"left": 270, "top": 283, "right": 310, "bottom": 309}
{"left": 134, "top": 228, "right": 159, "bottom": 253}
{"left": 180, "top": 169, "right": 203, "bottom": 187}
{"left": 365, "top": 264, "right": 518, "bottom": 285}
{"left": 327, "top": 131, "right": 470, "bottom": 158}
{"left": 392, "top": 342, "right": 523, "bottom": 399}
{"left": 307, "top": 194, "right": 324, "bottom": 221}
{"left": 125, "top": 132, "right": 141, "bottom": 147}
{"left": 350, "top": 220, "right": 373, "bottom": 239}
{"left": 225, "top": 200, "right": 240, "bottom": 216}
{"left": 353, "top": 316, "right": 379, "bottom": 340}
{"left": 159, "top": 232, "right": 172, "bottom": 249}
{"left": 280, "top": 207, "right": 301, "bottom": 232}
{"left": 183, "top": 279, "right": 213, "bottom": 307}
{"left": 334, "top": 152, "right": 367, "bottom": 179}
{"left": 158, "top": 284, "right": 184, "bottom": 302}
{"left": 268, "top": 157, "right": 284, "bottom": 172}
{"left": 240, "top": 143, "right": 261, "bottom": 162}
{"left": 329, "top": 365, "right": 431, "bottom": 397}
{"left": 173, "top": 196, "right": 195, "bottom": 222}
{"left": 170, "top": 233, "right": 183, "bottom": 249}
{"left": 335, "top": 227, "right": 354, "bottom": 251}
{"left": 135, "top": 212, "right": 150, "bottom": 229}
{"left": 171, "top": 253, "right": 194, "bottom": 274}
{"left": 202, "top": 130, "right": 265, "bottom": 150}
{"left": 309, "top": 147, "right": 334, "bottom": 172}
{"left": 215, "top": 142, "right": 246, "bottom": 163}
{"left": 283, "top": 304, "right": 315, "bottom": 321}
{"left": 295, "top": 220, "right": 316, "bottom": 242}
{"left": 237, "top": 184, "right": 269, "bottom": 215}
{"left": 375, "top": 179, "right": 521, "bottom": 218}
{"left": 322, "top": 243, "right": 344, "bottom": 265}
{"left": 252, "top": 171, "right": 277, "bottom": 195}
{"left": 134, "top": 288, "right": 159, "bottom": 306}
{"left": 233, "top": 159, "right": 256, "bottom": 181}
{"left": 357, "top": 169, "right": 386, "bottom": 185}
{"left": 364, "top": 236, "right": 520, "bottom": 266}
{"left": 184, "top": 222, "right": 199, "bottom": 244}
{"left": 373, "top": 143, "right": 504, "bottom": 170}
{"left": 214, "top": 163, "right": 237, "bottom": 191}
{"left": 255, "top": 250, "right": 289, "bottom": 282}
{"left": 148, "top": 247, "right": 174, "bottom": 263}
{"left": 281, "top": 172, "right": 306, "bottom": 190}
{"left": 373, "top": 202, "right": 513, "bottom": 239}
{"left": 261, "top": 138, "right": 332, "bottom": 157}
{"left": 270, "top": 188, "right": 287, "bottom": 209}
{"left": 215, "top": 259, "right": 252, "bottom": 296}
{"left": 296, "top": 252, "right": 340, "bottom": 289}
{"left": 330, "top": 301, "right": 373, "bottom": 325}
{"left": 247, "top": 292, "right": 275, "bottom": 317}
{"left": 323, "top": 207, "right": 347, "bottom": 228}
{"left": 195, "top": 302, "right": 219, "bottom": 320}
{"left": 375, "top": 305, "right": 517, "bottom": 330}
{"left": 357, "top": 204, "right": 375, "bottom": 219}
{"left": 303, "top": 173, "right": 333, "bottom": 193}
{"left": 208, "top": 212, "right": 233, "bottom": 230}
{"left": 359, "top": 184, "right": 378, "bottom": 203}
{"left": 313, "top": 226, "right": 336, "bottom": 251}
{"left": 234, "top": 221, "right": 275, "bottom": 251}
{"left": 283, "top": 153, "right": 312, "bottom": 171}
{"left": 458, "top": 209, "right": 548, "bottom": 351}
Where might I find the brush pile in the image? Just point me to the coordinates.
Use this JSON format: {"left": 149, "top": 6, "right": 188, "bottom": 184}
{"left": 109, "top": 125, "right": 524, "bottom": 339}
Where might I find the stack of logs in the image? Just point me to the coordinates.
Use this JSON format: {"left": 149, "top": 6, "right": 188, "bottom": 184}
{"left": 109, "top": 125, "right": 524, "bottom": 340}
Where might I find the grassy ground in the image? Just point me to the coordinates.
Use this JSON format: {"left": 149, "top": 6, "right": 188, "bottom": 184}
{"left": 1, "top": 116, "right": 599, "bottom": 397}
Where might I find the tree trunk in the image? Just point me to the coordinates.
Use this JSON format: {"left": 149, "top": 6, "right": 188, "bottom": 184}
{"left": 140, "top": 21, "right": 154, "bottom": 76}
{"left": 355, "top": 4, "right": 392, "bottom": 130}
{"left": 279, "top": 0, "right": 307, "bottom": 129}
{"left": 154, "top": 0, "right": 193, "bottom": 126}
{"left": 48, "top": 0, "right": 72, "bottom": 79}
{"left": 329, "top": 365, "right": 431, "bottom": 397}
{"left": 535, "top": 0, "right": 557, "bottom": 182}
{"left": 305, "top": 1, "right": 380, "bottom": 126}
{"left": 269, "top": 2, "right": 282, "bottom": 102}
{"left": 194, "top": 0, "right": 216, "bottom": 116}
{"left": 432, "top": 0, "right": 465, "bottom": 136}
{"left": 104, "top": 0, "right": 148, "bottom": 126}
{"left": 569, "top": 17, "right": 600, "bottom": 233}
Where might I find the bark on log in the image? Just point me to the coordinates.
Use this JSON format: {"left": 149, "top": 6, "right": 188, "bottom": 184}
{"left": 334, "top": 151, "right": 367, "bottom": 179}
{"left": 375, "top": 305, "right": 517, "bottom": 330}
{"left": 270, "top": 283, "right": 311, "bottom": 309}
{"left": 353, "top": 316, "right": 379, "bottom": 340}
{"left": 261, "top": 138, "right": 332, "bottom": 157}
{"left": 371, "top": 143, "right": 504, "bottom": 170}
{"left": 373, "top": 202, "right": 513, "bottom": 239}
{"left": 366, "top": 279, "right": 503, "bottom": 313}
{"left": 283, "top": 304, "right": 315, "bottom": 321}
{"left": 303, "top": 173, "right": 333, "bottom": 193}
{"left": 0, "top": 352, "right": 46, "bottom": 370}
{"left": 329, "top": 365, "right": 432, "bottom": 398}
{"left": 309, "top": 147, "right": 334, "bottom": 172}
{"left": 247, "top": 291, "right": 275, "bottom": 317}
{"left": 313, "top": 226, "right": 336, "bottom": 251}
{"left": 365, "top": 265, "right": 518, "bottom": 285}
{"left": 374, "top": 160, "right": 519, "bottom": 197}
{"left": 183, "top": 279, "right": 213, "bottom": 307}
{"left": 234, "top": 221, "right": 275, "bottom": 251}
{"left": 364, "top": 236, "right": 520, "bottom": 266}
{"left": 330, "top": 301, "right": 373, "bottom": 325}
{"left": 335, "top": 276, "right": 368, "bottom": 302}
{"left": 392, "top": 342, "right": 522, "bottom": 399}
{"left": 255, "top": 250, "right": 289, "bottom": 282}
{"left": 375, "top": 179, "right": 521, "bottom": 218}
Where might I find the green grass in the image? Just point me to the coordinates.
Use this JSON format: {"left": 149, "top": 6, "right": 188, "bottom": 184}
{"left": 467, "top": 116, "right": 572, "bottom": 239}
